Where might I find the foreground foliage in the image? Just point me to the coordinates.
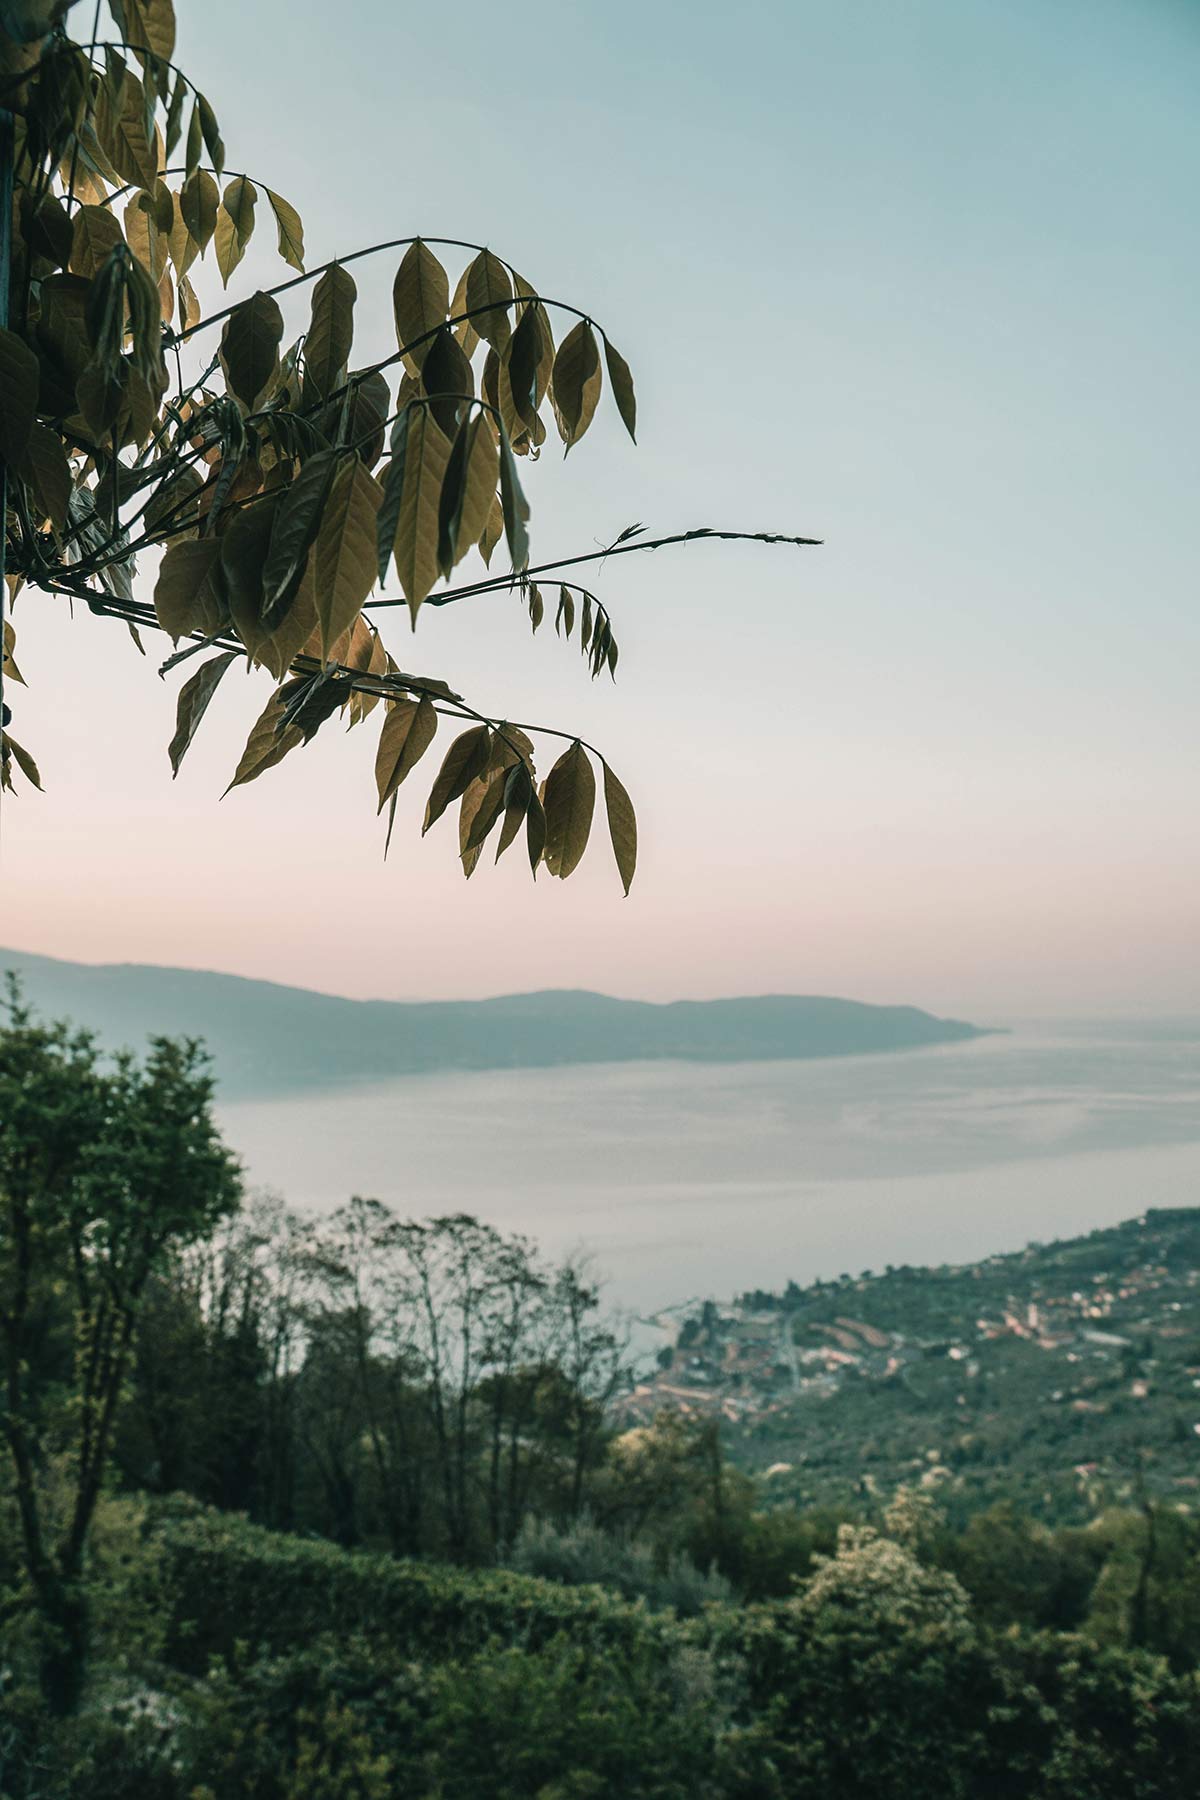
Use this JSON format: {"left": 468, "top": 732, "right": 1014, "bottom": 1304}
{"left": 2, "top": 1499, "right": 1199, "bottom": 1799}
{"left": 0, "top": 0, "right": 816, "bottom": 887}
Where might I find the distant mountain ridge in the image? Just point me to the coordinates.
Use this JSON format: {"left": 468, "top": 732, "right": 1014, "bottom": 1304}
{"left": 0, "top": 946, "right": 992, "bottom": 1099}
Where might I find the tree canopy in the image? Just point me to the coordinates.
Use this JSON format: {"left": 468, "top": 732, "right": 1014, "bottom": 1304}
{"left": 0, "top": 0, "right": 817, "bottom": 890}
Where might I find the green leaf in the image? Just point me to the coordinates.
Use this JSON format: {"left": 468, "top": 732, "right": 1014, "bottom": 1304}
{"left": 304, "top": 262, "right": 356, "bottom": 402}
{"left": 550, "top": 320, "right": 603, "bottom": 450}
{"left": 0, "top": 328, "right": 40, "bottom": 465}
{"left": 313, "top": 457, "right": 383, "bottom": 659}
{"left": 374, "top": 694, "right": 438, "bottom": 811}
{"left": 265, "top": 189, "right": 305, "bottom": 271}
{"left": 17, "top": 424, "right": 71, "bottom": 534}
{"left": 154, "top": 537, "right": 227, "bottom": 641}
{"left": 376, "top": 409, "right": 410, "bottom": 586}
{"left": 214, "top": 176, "right": 256, "bottom": 287}
{"left": 219, "top": 289, "right": 284, "bottom": 408}
{"left": 498, "top": 426, "right": 529, "bottom": 572}
{"left": 169, "top": 650, "right": 237, "bottom": 777}
{"left": 459, "top": 768, "right": 507, "bottom": 858}
{"left": 437, "top": 412, "right": 498, "bottom": 578}
{"left": 464, "top": 248, "right": 512, "bottom": 352}
{"left": 96, "top": 72, "right": 160, "bottom": 191}
{"left": 423, "top": 725, "right": 491, "bottom": 834}
{"left": 495, "top": 758, "right": 533, "bottom": 862}
{"left": 392, "top": 239, "right": 448, "bottom": 370}
{"left": 499, "top": 301, "right": 544, "bottom": 441}
{"left": 69, "top": 204, "right": 123, "bottom": 277}
{"left": 393, "top": 406, "right": 452, "bottom": 623}
{"left": 2, "top": 733, "right": 42, "bottom": 792}
{"left": 602, "top": 760, "right": 637, "bottom": 895}
{"left": 554, "top": 585, "right": 575, "bottom": 639}
{"left": 196, "top": 92, "right": 224, "bottom": 179}
{"left": 603, "top": 336, "right": 637, "bottom": 442}
{"left": 260, "top": 450, "right": 338, "bottom": 628}
{"left": 225, "top": 687, "right": 304, "bottom": 792}
{"left": 222, "top": 495, "right": 281, "bottom": 661}
{"left": 419, "top": 325, "right": 474, "bottom": 439}
{"left": 542, "top": 740, "right": 595, "bottom": 878}
{"left": 116, "top": 0, "right": 177, "bottom": 63}
{"left": 180, "top": 169, "right": 219, "bottom": 256}
{"left": 525, "top": 788, "right": 547, "bottom": 875}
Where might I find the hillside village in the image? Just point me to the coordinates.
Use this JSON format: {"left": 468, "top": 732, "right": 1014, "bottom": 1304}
{"left": 620, "top": 1209, "right": 1200, "bottom": 1516}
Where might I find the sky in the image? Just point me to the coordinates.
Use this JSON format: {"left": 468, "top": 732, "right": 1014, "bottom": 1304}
{"left": 3, "top": 0, "right": 1198, "bottom": 1018}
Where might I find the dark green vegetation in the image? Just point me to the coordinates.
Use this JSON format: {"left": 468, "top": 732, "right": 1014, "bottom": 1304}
{"left": 651, "top": 1209, "right": 1200, "bottom": 1521}
{"left": 0, "top": 946, "right": 988, "bottom": 1096}
{"left": 2, "top": 994, "right": 1198, "bottom": 1797}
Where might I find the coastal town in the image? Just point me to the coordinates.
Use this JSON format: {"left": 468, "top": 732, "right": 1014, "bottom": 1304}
{"left": 618, "top": 1209, "right": 1200, "bottom": 1514}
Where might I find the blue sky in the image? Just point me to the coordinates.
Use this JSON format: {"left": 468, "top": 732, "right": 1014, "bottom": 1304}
{"left": 7, "top": 0, "right": 1198, "bottom": 1014}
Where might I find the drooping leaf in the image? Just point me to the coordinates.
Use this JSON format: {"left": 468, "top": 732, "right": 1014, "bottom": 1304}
{"left": 437, "top": 412, "right": 498, "bottom": 577}
{"left": 419, "top": 325, "right": 473, "bottom": 439}
{"left": 214, "top": 175, "right": 256, "bottom": 287}
{"left": 375, "top": 409, "right": 409, "bottom": 586}
{"left": 498, "top": 426, "right": 529, "bottom": 571}
{"left": 196, "top": 91, "right": 224, "bottom": 179}
{"left": 95, "top": 71, "right": 159, "bottom": 191}
{"left": 525, "top": 787, "right": 547, "bottom": 874}
{"left": 554, "top": 585, "right": 575, "bottom": 638}
{"left": 168, "top": 649, "right": 237, "bottom": 776}
{"left": 69, "top": 204, "right": 123, "bottom": 277}
{"left": 260, "top": 450, "right": 338, "bottom": 627}
{"left": 2, "top": 620, "right": 25, "bottom": 686}
{"left": 602, "top": 760, "right": 637, "bottom": 895}
{"left": 313, "top": 456, "right": 383, "bottom": 658}
{"left": 337, "top": 368, "right": 389, "bottom": 467}
{"left": 464, "top": 248, "right": 512, "bottom": 351}
{"left": 0, "top": 328, "right": 40, "bottom": 465}
{"left": 114, "top": 0, "right": 177, "bottom": 63}
{"left": 393, "top": 405, "right": 452, "bottom": 623}
{"left": 123, "top": 189, "right": 166, "bottom": 280}
{"left": 392, "top": 239, "right": 448, "bottom": 370}
{"left": 225, "top": 687, "right": 304, "bottom": 792}
{"left": 528, "top": 583, "right": 544, "bottom": 632}
{"left": 603, "top": 336, "right": 637, "bottom": 442}
{"left": 219, "top": 289, "right": 284, "bottom": 408}
{"left": 550, "top": 319, "right": 603, "bottom": 449}
{"left": 180, "top": 168, "right": 219, "bottom": 256}
{"left": 154, "top": 536, "right": 227, "bottom": 641}
{"left": 422, "top": 724, "right": 491, "bottom": 833}
{"left": 449, "top": 263, "right": 480, "bottom": 358}
{"left": 304, "top": 262, "right": 356, "bottom": 402}
{"left": 542, "top": 739, "right": 595, "bottom": 878}
{"left": 459, "top": 768, "right": 507, "bottom": 860}
{"left": 184, "top": 88, "right": 202, "bottom": 179}
{"left": 2, "top": 734, "right": 42, "bottom": 792}
{"left": 221, "top": 494, "right": 281, "bottom": 660}
{"left": 495, "top": 758, "right": 533, "bottom": 862}
{"left": 265, "top": 188, "right": 305, "bottom": 271}
{"left": 498, "top": 301, "right": 543, "bottom": 442}
{"left": 374, "top": 693, "right": 438, "bottom": 811}
{"left": 478, "top": 493, "right": 504, "bottom": 567}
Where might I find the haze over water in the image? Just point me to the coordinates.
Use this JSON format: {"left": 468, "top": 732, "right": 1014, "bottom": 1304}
{"left": 218, "top": 1019, "right": 1200, "bottom": 1313}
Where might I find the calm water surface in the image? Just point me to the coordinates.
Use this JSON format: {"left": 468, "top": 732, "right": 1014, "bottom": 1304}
{"left": 217, "top": 1020, "right": 1200, "bottom": 1311}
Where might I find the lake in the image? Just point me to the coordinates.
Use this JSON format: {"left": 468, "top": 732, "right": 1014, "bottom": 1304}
{"left": 217, "top": 1018, "right": 1200, "bottom": 1313}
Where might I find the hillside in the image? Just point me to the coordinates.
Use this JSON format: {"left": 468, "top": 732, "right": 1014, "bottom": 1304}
{"left": 0, "top": 945, "right": 989, "bottom": 1097}
{"left": 630, "top": 1208, "right": 1200, "bottom": 1520}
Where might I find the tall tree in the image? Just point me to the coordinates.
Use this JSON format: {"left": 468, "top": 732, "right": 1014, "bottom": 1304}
{"left": 0, "top": 0, "right": 817, "bottom": 886}
{"left": 0, "top": 980, "right": 240, "bottom": 1709}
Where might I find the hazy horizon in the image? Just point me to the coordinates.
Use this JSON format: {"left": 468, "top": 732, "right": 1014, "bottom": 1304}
{"left": 5, "top": 0, "right": 1197, "bottom": 1016}
{"left": 5, "top": 937, "right": 1200, "bottom": 1028}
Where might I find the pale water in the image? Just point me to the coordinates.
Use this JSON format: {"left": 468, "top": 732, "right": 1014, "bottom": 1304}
{"left": 216, "top": 1020, "right": 1200, "bottom": 1313}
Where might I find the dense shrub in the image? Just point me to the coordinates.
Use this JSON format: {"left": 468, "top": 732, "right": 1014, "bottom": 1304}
{"left": 508, "top": 1514, "right": 733, "bottom": 1615}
